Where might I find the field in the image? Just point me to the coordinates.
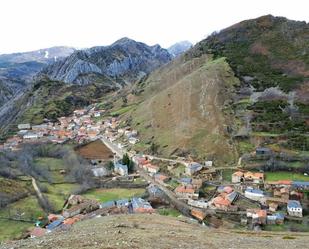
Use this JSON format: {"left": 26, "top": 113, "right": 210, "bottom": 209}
{"left": 157, "top": 208, "right": 181, "bottom": 217}
{"left": 43, "top": 183, "right": 80, "bottom": 211}
{"left": 75, "top": 140, "right": 114, "bottom": 160}
{"left": 0, "top": 196, "right": 45, "bottom": 242}
{"left": 265, "top": 172, "right": 309, "bottom": 181}
{"left": 82, "top": 188, "right": 145, "bottom": 203}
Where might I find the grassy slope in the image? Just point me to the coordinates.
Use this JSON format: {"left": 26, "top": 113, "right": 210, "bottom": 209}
{"left": 123, "top": 55, "right": 239, "bottom": 165}
{"left": 82, "top": 188, "right": 145, "bottom": 203}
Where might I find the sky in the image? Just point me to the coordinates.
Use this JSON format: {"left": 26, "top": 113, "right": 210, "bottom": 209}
{"left": 0, "top": 0, "right": 308, "bottom": 54}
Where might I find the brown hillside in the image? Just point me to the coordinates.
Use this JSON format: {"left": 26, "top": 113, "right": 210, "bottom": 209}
{"left": 2, "top": 214, "right": 309, "bottom": 249}
{"left": 125, "top": 55, "right": 239, "bottom": 165}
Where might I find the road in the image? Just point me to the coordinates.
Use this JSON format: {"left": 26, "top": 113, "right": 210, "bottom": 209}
{"left": 137, "top": 168, "right": 194, "bottom": 216}
{"left": 100, "top": 136, "right": 125, "bottom": 158}
{"left": 100, "top": 135, "right": 216, "bottom": 217}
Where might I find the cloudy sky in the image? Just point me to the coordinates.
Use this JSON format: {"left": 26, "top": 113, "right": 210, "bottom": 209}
{"left": 0, "top": 0, "right": 308, "bottom": 54}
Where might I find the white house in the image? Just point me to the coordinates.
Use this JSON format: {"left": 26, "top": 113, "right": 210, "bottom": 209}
{"left": 91, "top": 167, "right": 111, "bottom": 177}
{"left": 205, "top": 161, "right": 213, "bottom": 167}
{"left": 287, "top": 200, "right": 302, "bottom": 217}
{"left": 188, "top": 199, "right": 209, "bottom": 209}
{"left": 128, "top": 137, "right": 139, "bottom": 144}
{"left": 114, "top": 162, "right": 128, "bottom": 176}
{"left": 244, "top": 188, "right": 265, "bottom": 201}
{"left": 18, "top": 123, "right": 31, "bottom": 130}
{"left": 23, "top": 133, "right": 39, "bottom": 140}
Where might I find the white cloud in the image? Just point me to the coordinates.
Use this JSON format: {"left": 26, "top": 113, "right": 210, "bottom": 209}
{"left": 0, "top": 0, "right": 308, "bottom": 54}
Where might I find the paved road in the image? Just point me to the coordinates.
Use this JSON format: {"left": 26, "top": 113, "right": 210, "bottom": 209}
{"left": 137, "top": 168, "right": 193, "bottom": 216}
{"left": 100, "top": 136, "right": 125, "bottom": 158}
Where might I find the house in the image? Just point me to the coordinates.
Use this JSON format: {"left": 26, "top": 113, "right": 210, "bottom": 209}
{"left": 154, "top": 173, "right": 170, "bottom": 184}
{"left": 143, "top": 163, "right": 160, "bottom": 174}
{"left": 188, "top": 199, "right": 209, "bottom": 209}
{"left": 114, "top": 162, "right": 128, "bottom": 176}
{"left": 100, "top": 201, "right": 117, "bottom": 209}
{"left": 244, "top": 171, "right": 264, "bottom": 183}
{"left": 30, "top": 227, "right": 47, "bottom": 238}
{"left": 205, "top": 161, "right": 213, "bottom": 167}
{"left": 267, "top": 213, "right": 285, "bottom": 225}
{"left": 192, "top": 179, "right": 203, "bottom": 189}
{"left": 244, "top": 188, "right": 265, "bottom": 201}
{"left": 18, "top": 123, "right": 31, "bottom": 130}
{"left": 292, "top": 181, "right": 309, "bottom": 191}
{"left": 128, "top": 137, "right": 139, "bottom": 144}
{"left": 255, "top": 147, "right": 272, "bottom": 156}
{"left": 185, "top": 162, "right": 203, "bottom": 176}
{"left": 212, "top": 196, "right": 231, "bottom": 211}
{"left": 175, "top": 185, "right": 199, "bottom": 199}
{"left": 23, "top": 132, "right": 39, "bottom": 140}
{"left": 132, "top": 197, "right": 154, "bottom": 213}
{"left": 116, "top": 199, "right": 129, "bottom": 208}
{"left": 269, "top": 202, "right": 279, "bottom": 212}
{"left": 74, "top": 109, "right": 86, "bottom": 116}
{"left": 217, "top": 185, "right": 233, "bottom": 194}
{"left": 63, "top": 217, "right": 79, "bottom": 225}
{"left": 246, "top": 209, "right": 267, "bottom": 225}
{"left": 94, "top": 111, "right": 101, "bottom": 117}
{"left": 32, "top": 124, "right": 48, "bottom": 131}
{"left": 287, "top": 200, "right": 302, "bottom": 217}
{"left": 178, "top": 178, "right": 192, "bottom": 186}
{"left": 48, "top": 214, "right": 63, "bottom": 222}
{"left": 226, "top": 191, "right": 238, "bottom": 204}
{"left": 46, "top": 217, "right": 64, "bottom": 231}
{"left": 191, "top": 209, "right": 206, "bottom": 221}
{"left": 63, "top": 200, "right": 100, "bottom": 218}
{"left": 273, "top": 187, "right": 290, "bottom": 200}
{"left": 91, "top": 167, "right": 111, "bottom": 177}
{"left": 232, "top": 171, "right": 244, "bottom": 183}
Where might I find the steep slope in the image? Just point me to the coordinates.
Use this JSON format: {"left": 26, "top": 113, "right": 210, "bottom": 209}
{"left": 2, "top": 214, "right": 309, "bottom": 249}
{"left": 41, "top": 38, "right": 171, "bottom": 86}
{"left": 192, "top": 15, "right": 309, "bottom": 152}
{"left": 168, "top": 41, "right": 193, "bottom": 57}
{"left": 118, "top": 55, "right": 239, "bottom": 164}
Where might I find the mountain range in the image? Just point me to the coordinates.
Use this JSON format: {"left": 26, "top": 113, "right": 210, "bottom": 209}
{"left": 0, "top": 46, "right": 75, "bottom": 107}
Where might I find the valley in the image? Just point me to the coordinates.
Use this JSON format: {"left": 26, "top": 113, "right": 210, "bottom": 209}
{"left": 0, "top": 14, "right": 308, "bottom": 248}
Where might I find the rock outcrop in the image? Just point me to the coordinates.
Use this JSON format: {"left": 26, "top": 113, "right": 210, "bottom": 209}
{"left": 41, "top": 38, "right": 171, "bottom": 86}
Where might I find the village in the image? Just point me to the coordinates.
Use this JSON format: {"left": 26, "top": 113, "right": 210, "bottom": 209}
{"left": 0, "top": 103, "right": 309, "bottom": 238}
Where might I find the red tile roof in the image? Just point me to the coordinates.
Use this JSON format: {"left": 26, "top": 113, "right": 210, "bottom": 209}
{"left": 175, "top": 186, "right": 195, "bottom": 194}
{"left": 213, "top": 196, "right": 230, "bottom": 206}
{"left": 30, "top": 227, "right": 47, "bottom": 237}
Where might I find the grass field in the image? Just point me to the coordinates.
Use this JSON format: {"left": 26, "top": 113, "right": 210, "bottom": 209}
{"left": 83, "top": 188, "right": 145, "bottom": 203}
{"left": 35, "top": 157, "right": 65, "bottom": 171}
{"left": 266, "top": 172, "right": 309, "bottom": 181}
{"left": 43, "top": 183, "right": 79, "bottom": 211}
{"left": 0, "top": 196, "right": 45, "bottom": 242}
{"left": 0, "top": 219, "right": 33, "bottom": 241}
{"left": 157, "top": 208, "right": 181, "bottom": 217}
